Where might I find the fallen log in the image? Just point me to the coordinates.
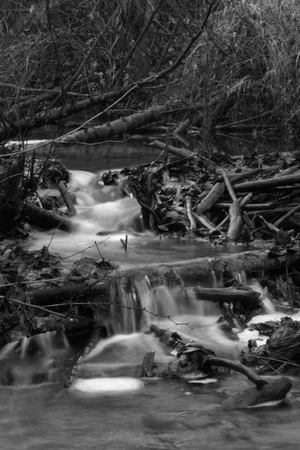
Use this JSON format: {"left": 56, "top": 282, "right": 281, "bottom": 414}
{"left": 23, "top": 204, "right": 76, "bottom": 232}
{"left": 27, "top": 282, "right": 108, "bottom": 308}
{"left": 31, "top": 315, "right": 94, "bottom": 337}
{"left": 213, "top": 203, "right": 277, "bottom": 211}
{"left": 234, "top": 172, "right": 300, "bottom": 192}
{"left": 219, "top": 377, "right": 292, "bottom": 411}
{"left": 150, "top": 324, "right": 266, "bottom": 385}
{"left": 190, "top": 287, "right": 261, "bottom": 303}
{"left": 149, "top": 140, "right": 193, "bottom": 159}
{"left": 193, "top": 212, "right": 223, "bottom": 233}
{"left": 222, "top": 169, "right": 237, "bottom": 201}
{"left": 59, "top": 106, "right": 169, "bottom": 144}
{"left": 274, "top": 203, "right": 300, "bottom": 228}
{"left": 120, "top": 248, "right": 300, "bottom": 287}
{"left": 196, "top": 182, "right": 225, "bottom": 215}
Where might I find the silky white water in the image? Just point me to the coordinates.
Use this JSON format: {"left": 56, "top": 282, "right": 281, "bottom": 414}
{"left": 2, "top": 147, "right": 300, "bottom": 450}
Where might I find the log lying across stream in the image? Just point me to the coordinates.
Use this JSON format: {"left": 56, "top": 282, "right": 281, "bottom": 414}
{"left": 2, "top": 136, "right": 300, "bottom": 397}
{"left": 0, "top": 245, "right": 299, "bottom": 349}
{"left": 147, "top": 323, "right": 292, "bottom": 409}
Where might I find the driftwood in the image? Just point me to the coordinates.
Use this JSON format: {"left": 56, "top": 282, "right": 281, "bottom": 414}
{"left": 213, "top": 203, "right": 276, "bottom": 211}
{"left": 59, "top": 106, "right": 169, "bottom": 144}
{"left": 274, "top": 203, "right": 300, "bottom": 228}
{"left": 227, "top": 198, "right": 243, "bottom": 241}
{"left": 149, "top": 324, "right": 266, "bottom": 386}
{"left": 31, "top": 315, "right": 94, "bottom": 337}
{"left": 120, "top": 249, "right": 300, "bottom": 287}
{"left": 234, "top": 171, "right": 300, "bottom": 192}
{"left": 196, "top": 182, "right": 226, "bottom": 215}
{"left": 205, "top": 356, "right": 267, "bottom": 387}
{"left": 190, "top": 287, "right": 261, "bottom": 303}
{"left": 193, "top": 212, "right": 224, "bottom": 233}
{"left": 220, "top": 377, "right": 292, "bottom": 411}
{"left": 149, "top": 140, "right": 193, "bottom": 159}
{"left": 28, "top": 282, "right": 108, "bottom": 308}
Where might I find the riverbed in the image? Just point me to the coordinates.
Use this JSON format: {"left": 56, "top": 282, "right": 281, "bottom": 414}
{"left": 1, "top": 137, "right": 300, "bottom": 450}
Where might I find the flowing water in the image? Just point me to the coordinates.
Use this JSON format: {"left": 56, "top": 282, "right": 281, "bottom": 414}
{"left": 1, "top": 140, "right": 300, "bottom": 450}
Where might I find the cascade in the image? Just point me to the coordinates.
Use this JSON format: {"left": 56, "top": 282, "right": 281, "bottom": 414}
{"left": 23, "top": 169, "right": 279, "bottom": 391}
{"left": 0, "top": 331, "right": 70, "bottom": 386}
{"left": 248, "top": 279, "right": 276, "bottom": 314}
{"left": 234, "top": 270, "right": 276, "bottom": 314}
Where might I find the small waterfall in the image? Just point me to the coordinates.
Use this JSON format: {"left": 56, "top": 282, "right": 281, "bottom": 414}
{"left": 20, "top": 336, "right": 30, "bottom": 359}
{"left": 0, "top": 331, "right": 70, "bottom": 386}
{"left": 249, "top": 279, "right": 276, "bottom": 314}
{"left": 102, "top": 270, "right": 237, "bottom": 362}
{"left": 70, "top": 170, "right": 142, "bottom": 233}
{"left": 233, "top": 270, "right": 247, "bottom": 286}
{"left": 108, "top": 273, "right": 203, "bottom": 333}
{"left": 234, "top": 271, "right": 276, "bottom": 313}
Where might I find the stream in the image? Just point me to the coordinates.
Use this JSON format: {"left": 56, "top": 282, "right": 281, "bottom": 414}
{"left": 1, "top": 138, "right": 300, "bottom": 450}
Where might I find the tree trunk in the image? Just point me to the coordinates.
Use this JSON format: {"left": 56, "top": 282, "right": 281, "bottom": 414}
{"left": 28, "top": 282, "right": 108, "bottom": 309}
{"left": 234, "top": 172, "right": 300, "bottom": 192}
{"left": 190, "top": 287, "right": 261, "bottom": 303}
{"left": 58, "top": 105, "right": 169, "bottom": 144}
{"left": 120, "top": 249, "right": 300, "bottom": 287}
{"left": 23, "top": 204, "right": 75, "bottom": 232}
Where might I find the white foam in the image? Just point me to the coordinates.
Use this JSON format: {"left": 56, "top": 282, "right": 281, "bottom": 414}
{"left": 70, "top": 377, "right": 144, "bottom": 394}
{"left": 249, "top": 312, "right": 293, "bottom": 324}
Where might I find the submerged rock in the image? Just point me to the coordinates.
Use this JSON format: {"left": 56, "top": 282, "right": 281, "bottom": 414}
{"left": 219, "top": 377, "right": 292, "bottom": 411}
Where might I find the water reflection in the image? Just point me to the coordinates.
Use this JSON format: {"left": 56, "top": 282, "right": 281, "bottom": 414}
{"left": 0, "top": 374, "right": 299, "bottom": 450}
